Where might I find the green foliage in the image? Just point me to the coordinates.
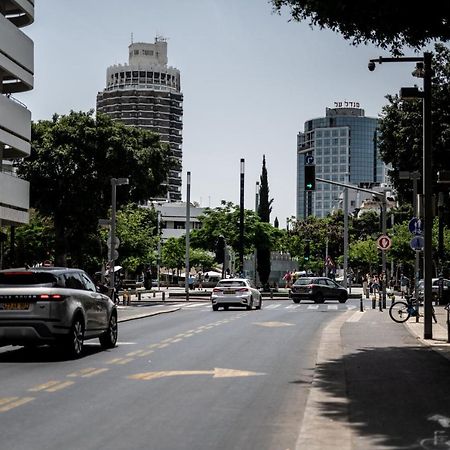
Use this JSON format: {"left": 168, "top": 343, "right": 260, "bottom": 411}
{"left": 257, "top": 155, "right": 273, "bottom": 223}
{"left": 115, "top": 204, "right": 157, "bottom": 274}
{"left": 379, "top": 44, "right": 450, "bottom": 211}
{"left": 271, "top": 1, "right": 450, "bottom": 55}
{"left": 161, "top": 238, "right": 185, "bottom": 271}
{"left": 9, "top": 210, "right": 55, "bottom": 267}
{"left": 17, "top": 111, "right": 173, "bottom": 266}
{"left": 348, "top": 239, "right": 378, "bottom": 273}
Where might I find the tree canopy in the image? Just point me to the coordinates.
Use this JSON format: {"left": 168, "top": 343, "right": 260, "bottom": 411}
{"left": 17, "top": 111, "right": 173, "bottom": 266}
{"left": 271, "top": 1, "right": 450, "bottom": 55}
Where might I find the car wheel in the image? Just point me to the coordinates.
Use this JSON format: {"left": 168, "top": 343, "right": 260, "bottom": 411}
{"left": 314, "top": 292, "right": 324, "bottom": 304}
{"left": 212, "top": 304, "right": 219, "bottom": 311}
{"left": 338, "top": 293, "right": 347, "bottom": 304}
{"left": 256, "top": 296, "right": 262, "bottom": 310}
{"left": 292, "top": 298, "right": 300, "bottom": 304}
{"left": 65, "top": 316, "right": 85, "bottom": 359}
{"left": 99, "top": 313, "right": 118, "bottom": 349}
{"left": 246, "top": 297, "right": 253, "bottom": 310}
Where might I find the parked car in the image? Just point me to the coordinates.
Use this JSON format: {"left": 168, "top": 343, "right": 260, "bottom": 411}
{"left": 416, "top": 278, "right": 450, "bottom": 303}
{"left": 211, "top": 278, "right": 262, "bottom": 311}
{"left": 290, "top": 277, "right": 348, "bottom": 303}
{"left": 0, "top": 267, "right": 118, "bottom": 358}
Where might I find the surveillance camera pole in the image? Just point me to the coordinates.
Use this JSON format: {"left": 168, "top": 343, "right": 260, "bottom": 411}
{"left": 368, "top": 53, "right": 433, "bottom": 339}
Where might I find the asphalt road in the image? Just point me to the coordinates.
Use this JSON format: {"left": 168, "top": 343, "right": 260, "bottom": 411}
{"left": 0, "top": 299, "right": 359, "bottom": 450}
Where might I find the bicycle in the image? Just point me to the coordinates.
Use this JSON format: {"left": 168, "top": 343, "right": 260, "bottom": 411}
{"left": 389, "top": 293, "right": 436, "bottom": 323}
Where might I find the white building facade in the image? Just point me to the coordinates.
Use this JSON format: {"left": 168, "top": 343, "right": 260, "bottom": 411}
{"left": 97, "top": 37, "right": 183, "bottom": 201}
{"left": 0, "top": 0, "right": 33, "bottom": 228}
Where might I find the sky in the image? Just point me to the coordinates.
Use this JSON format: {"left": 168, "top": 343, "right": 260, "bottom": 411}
{"left": 17, "top": 0, "right": 425, "bottom": 228}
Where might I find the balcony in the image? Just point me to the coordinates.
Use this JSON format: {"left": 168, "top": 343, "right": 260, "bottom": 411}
{"left": 0, "top": 171, "right": 29, "bottom": 225}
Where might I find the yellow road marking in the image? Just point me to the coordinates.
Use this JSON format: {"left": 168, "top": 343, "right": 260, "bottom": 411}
{"left": 45, "top": 381, "right": 75, "bottom": 392}
{"left": 67, "top": 367, "right": 99, "bottom": 377}
{"left": 28, "top": 380, "right": 62, "bottom": 392}
{"left": 0, "top": 397, "right": 19, "bottom": 406}
{"left": 107, "top": 357, "right": 134, "bottom": 364}
{"left": 128, "top": 368, "right": 265, "bottom": 381}
{"left": 80, "top": 368, "right": 109, "bottom": 378}
{"left": 0, "top": 397, "right": 34, "bottom": 412}
{"left": 184, "top": 333, "right": 194, "bottom": 337}
{"left": 171, "top": 338, "right": 182, "bottom": 343}
{"left": 127, "top": 349, "right": 154, "bottom": 357}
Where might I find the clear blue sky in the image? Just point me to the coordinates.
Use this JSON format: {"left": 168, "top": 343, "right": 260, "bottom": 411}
{"left": 18, "top": 0, "right": 423, "bottom": 227}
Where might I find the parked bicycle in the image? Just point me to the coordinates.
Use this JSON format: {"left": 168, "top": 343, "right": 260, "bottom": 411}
{"left": 389, "top": 293, "right": 436, "bottom": 323}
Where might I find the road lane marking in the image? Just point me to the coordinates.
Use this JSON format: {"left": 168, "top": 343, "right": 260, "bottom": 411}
{"left": 127, "top": 349, "right": 154, "bottom": 357}
{"left": 108, "top": 357, "right": 134, "bottom": 365}
{"left": 262, "top": 304, "right": 281, "bottom": 309}
{"left": 128, "top": 367, "right": 266, "bottom": 381}
{"left": 0, "top": 397, "right": 34, "bottom": 412}
{"left": 45, "top": 381, "right": 75, "bottom": 392}
{"left": 328, "top": 305, "right": 338, "bottom": 310}
{"left": 28, "top": 381, "right": 63, "bottom": 392}
{"left": 183, "top": 303, "right": 206, "bottom": 308}
{"left": 254, "top": 321, "right": 295, "bottom": 328}
{"left": 347, "top": 311, "right": 364, "bottom": 322}
{"left": 307, "top": 305, "right": 319, "bottom": 310}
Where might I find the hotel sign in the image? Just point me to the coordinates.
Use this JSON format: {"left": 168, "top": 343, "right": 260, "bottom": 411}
{"left": 333, "top": 101, "right": 361, "bottom": 108}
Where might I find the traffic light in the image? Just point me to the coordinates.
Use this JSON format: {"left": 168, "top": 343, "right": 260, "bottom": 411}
{"left": 304, "top": 165, "right": 316, "bottom": 191}
{"left": 304, "top": 242, "right": 310, "bottom": 261}
{"left": 215, "top": 235, "right": 225, "bottom": 263}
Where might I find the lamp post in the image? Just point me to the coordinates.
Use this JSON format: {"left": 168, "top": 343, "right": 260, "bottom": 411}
{"left": 185, "top": 171, "right": 191, "bottom": 301}
{"left": 368, "top": 53, "right": 433, "bottom": 339}
{"left": 109, "top": 177, "right": 129, "bottom": 300}
{"left": 239, "top": 159, "right": 245, "bottom": 276}
{"left": 156, "top": 209, "right": 161, "bottom": 291}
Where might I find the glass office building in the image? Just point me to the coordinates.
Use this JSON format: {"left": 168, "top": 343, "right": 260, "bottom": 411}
{"left": 297, "top": 106, "right": 384, "bottom": 218}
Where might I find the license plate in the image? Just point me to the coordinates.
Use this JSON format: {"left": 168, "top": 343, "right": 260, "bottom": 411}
{"left": 224, "top": 290, "right": 235, "bottom": 295}
{"left": 0, "top": 303, "right": 30, "bottom": 311}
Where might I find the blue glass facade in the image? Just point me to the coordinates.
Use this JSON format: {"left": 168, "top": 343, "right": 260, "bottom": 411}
{"left": 297, "top": 107, "right": 382, "bottom": 218}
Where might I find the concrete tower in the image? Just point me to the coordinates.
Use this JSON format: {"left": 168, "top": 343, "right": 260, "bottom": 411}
{"left": 96, "top": 36, "right": 183, "bottom": 201}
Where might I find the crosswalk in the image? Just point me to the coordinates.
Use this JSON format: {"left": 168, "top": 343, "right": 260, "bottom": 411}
{"left": 182, "top": 302, "right": 356, "bottom": 312}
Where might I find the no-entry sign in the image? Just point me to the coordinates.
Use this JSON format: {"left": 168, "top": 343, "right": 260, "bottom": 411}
{"left": 377, "top": 235, "right": 392, "bottom": 250}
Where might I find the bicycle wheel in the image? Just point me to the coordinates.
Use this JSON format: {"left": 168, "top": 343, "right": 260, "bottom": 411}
{"left": 389, "top": 301, "right": 410, "bottom": 323}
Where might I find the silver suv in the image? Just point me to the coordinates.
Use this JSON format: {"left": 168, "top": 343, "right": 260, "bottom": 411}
{"left": 0, "top": 267, "right": 118, "bottom": 358}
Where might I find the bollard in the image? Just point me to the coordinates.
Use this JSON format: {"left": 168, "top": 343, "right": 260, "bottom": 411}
{"left": 360, "top": 295, "right": 364, "bottom": 312}
{"left": 162, "top": 291, "right": 165, "bottom": 302}
{"left": 153, "top": 291, "right": 156, "bottom": 298}
{"left": 138, "top": 291, "right": 141, "bottom": 301}
{"left": 270, "top": 289, "right": 273, "bottom": 300}
{"left": 372, "top": 296, "right": 376, "bottom": 309}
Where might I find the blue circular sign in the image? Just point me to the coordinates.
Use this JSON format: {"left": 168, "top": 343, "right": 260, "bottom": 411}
{"left": 410, "top": 235, "right": 424, "bottom": 251}
{"left": 305, "top": 155, "right": 314, "bottom": 165}
{"left": 408, "top": 217, "right": 423, "bottom": 235}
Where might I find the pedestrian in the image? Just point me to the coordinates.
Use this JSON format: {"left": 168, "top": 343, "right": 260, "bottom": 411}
{"left": 362, "top": 274, "right": 369, "bottom": 299}
{"left": 400, "top": 274, "right": 409, "bottom": 298}
{"left": 372, "top": 275, "right": 380, "bottom": 300}
{"left": 283, "top": 271, "right": 292, "bottom": 289}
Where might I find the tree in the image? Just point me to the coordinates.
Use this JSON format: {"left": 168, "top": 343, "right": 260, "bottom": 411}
{"left": 379, "top": 44, "right": 450, "bottom": 207}
{"left": 258, "top": 155, "right": 273, "bottom": 223}
{"left": 271, "top": 1, "right": 450, "bottom": 55}
{"left": 256, "top": 155, "right": 274, "bottom": 287}
{"left": 17, "top": 111, "right": 173, "bottom": 267}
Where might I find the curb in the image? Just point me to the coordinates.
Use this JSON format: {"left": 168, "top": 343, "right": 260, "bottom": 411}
{"left": 295, "top": 310, "right": 356, "bottom": 449}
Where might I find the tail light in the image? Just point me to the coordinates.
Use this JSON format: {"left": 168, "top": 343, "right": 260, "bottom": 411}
{"left": 212, "top": 288, "right": 223, "bottom": 293}
{"left": 39, "top": 294, "right": 65, "bottom": 300}
{"left": 237, "top": 288, "right": 249, "bottom": 293}
{"left": 307, "top": 284, "right": 314, "bottom": 289}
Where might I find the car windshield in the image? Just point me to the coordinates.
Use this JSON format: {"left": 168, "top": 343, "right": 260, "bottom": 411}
{"left": 293, "top": 278, "right": 314, "bottom": 286}
{"left": 217, "top": 280, "right": 246, "bottom": 287}
{"left": 0, "top": 271, "right": 58, "bottom": 287}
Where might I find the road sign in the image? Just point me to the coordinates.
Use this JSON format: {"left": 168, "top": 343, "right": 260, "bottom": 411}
{"left": 410, "top": 235, "right": 424, "bottom": 251}
{"left": 377, "top": 235, "right": 392, "bottom": 250}
{"left": 107, "top": 236, "right": 120, "bottom": 249}
{"left": 408, "top": 217, "right": 423, "bottom": 235}
{"left": 305, "top": 154, "right": 314, "bottom": 165}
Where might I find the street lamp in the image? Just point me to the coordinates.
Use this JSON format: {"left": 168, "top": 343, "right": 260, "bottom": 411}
{"left": 109, "top": 177, "right": 129, "bottom": 300}
{"left": 368, "top": 52, "right": 433, "bottom": 339}
{"left": 239, "top": 159, "right": 245, "bottom": 276}
{"left": 185, "top": 171, "right": 191, "bottom": 301}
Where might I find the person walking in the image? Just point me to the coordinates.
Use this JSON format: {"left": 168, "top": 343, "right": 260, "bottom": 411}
{"left": 362, "top": 274, "right": 369, "bottom": 299}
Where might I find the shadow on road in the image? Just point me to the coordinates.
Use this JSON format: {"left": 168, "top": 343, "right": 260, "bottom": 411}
{"left": 313, "top": 346, "right": 450, "bottom": 449}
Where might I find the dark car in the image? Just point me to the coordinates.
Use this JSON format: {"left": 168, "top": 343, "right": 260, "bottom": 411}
{"left": 290, "top": 277, "right": 348, "bottom": 304}
{"left": 0, "top": 267, "right": 118, "bottom": 358}
{"left": 416, "top": 278, "right": 450, "bottom": 303}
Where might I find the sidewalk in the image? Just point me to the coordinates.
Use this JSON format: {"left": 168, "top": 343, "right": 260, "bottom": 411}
{"left": 296, "top": 289, "right": 450, "bottom": 449}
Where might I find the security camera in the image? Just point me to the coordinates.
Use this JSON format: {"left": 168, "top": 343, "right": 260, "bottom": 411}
{"left": 368, "top": 61, "right": 376, "bottom": 72}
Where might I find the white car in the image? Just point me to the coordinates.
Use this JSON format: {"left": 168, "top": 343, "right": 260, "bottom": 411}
{"left": 211, "top": 278, "right": 262, "bottom": 311}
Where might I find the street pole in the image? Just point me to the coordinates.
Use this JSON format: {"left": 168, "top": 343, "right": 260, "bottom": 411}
{"left": 423, "top": 52, "right": 433, "bottom": 339}
{"left": 414, "top": 176, "right": 420, "bottom": 322}
{"left": 109, "top": 178, "right": 129, "bottom": 300}
{"left": 381, "top": 191, "right": 387, "bottom": 309}
{"left": 239, "top": 159, "right": 245, "bottom": 276}
{"left": 185, "top": 171, "right": 191, "bottom": 301}
{"left": 343, "top": 187, "right": 348, "bottom": 289}
{"left": 254, "top": 181, "right": 260, "bottom": 284}
{"left": 157, "top": 209, "right": 161, "bottom": 291}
